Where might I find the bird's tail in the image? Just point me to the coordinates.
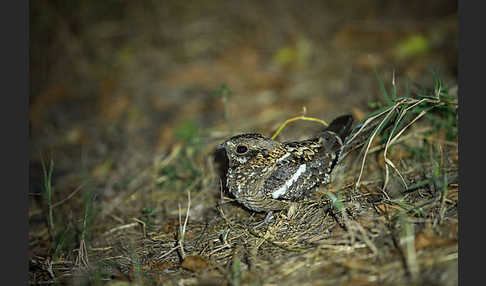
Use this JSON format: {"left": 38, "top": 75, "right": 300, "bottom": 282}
{"left": 339, "top": 110, "right": 398, "bottom": 161}
{"left": 319, "top": 112, "right": 398, "bottom": 166}
{"left": 323, "top": 114, "right": 354, "bottom": 141}
{"left": 317, "top": 115, "right": 354, "bottom": 166}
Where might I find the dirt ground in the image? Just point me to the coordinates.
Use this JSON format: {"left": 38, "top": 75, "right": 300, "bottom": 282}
{"left": 29, "top": 1, "right": 458, "bottom": 285}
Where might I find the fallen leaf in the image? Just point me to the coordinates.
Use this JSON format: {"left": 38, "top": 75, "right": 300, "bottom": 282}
{"left": 414, "top": 232, "right": 457, "bottom": 249}
{"left": 159, "top": 219, "right": 179, "bottom": 235}
{"left": 181, "top": 255, "right": 211, "bottom": 272}
{"left": 144, "top": 260, "right": 173, "bottom": 271}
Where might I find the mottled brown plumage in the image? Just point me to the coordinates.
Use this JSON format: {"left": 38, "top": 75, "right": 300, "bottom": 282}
{"left": 217, "top": 115, "right": 354, "bottom": 212}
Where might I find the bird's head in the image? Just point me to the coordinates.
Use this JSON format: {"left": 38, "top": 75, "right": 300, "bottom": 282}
{"left": 216, "top": 133, "right": 281, "bottom": 168}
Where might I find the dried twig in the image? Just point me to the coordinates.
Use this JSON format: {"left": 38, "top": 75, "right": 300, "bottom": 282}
{"left": 132, "top": 217, "right": 147, "bottom": 238}
{"left": 103, "top": 222, "right": 139, "bottom": 235}
{"left": 178, "top": 190, "right": 191, "bottom": 260}
{"left": 52, "top": 184, "right": 84, "bottom": 208}
{"left": 272, "top": 110, "right": 328, "bottom": 140}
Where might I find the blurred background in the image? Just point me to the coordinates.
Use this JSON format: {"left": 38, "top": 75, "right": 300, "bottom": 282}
{"left": 29, "top": 0, "right": 457, "bottom": 181}
{"left": 29, "top": 1, "right": 457, "bottom": 281}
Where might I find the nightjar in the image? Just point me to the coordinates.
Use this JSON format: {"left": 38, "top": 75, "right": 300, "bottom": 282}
{"left": 217, "top": 115, "right": 354, "bottom": 212}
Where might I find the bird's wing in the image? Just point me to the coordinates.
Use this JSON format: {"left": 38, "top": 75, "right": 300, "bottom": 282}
{"left": 265, "top": 130, "right": 347, "bottom": 201}
{"left": 263, "top": 158, "right": 314, "bottom": 201}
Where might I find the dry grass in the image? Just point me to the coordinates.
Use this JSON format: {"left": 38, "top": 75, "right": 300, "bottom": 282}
{"left": 29, "top": 81, "right": 458, "bottom": 285}
{"left": 28, "top": 2, "right": 458, "bottom": 285}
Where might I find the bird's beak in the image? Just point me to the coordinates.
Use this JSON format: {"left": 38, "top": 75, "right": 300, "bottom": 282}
{"left": 216, "top": 143, "right": 225, "bottom": 151}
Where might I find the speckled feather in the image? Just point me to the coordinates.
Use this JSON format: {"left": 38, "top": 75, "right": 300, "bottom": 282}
{"left": 218, "top": 115, "right": 354, "bottom": 212}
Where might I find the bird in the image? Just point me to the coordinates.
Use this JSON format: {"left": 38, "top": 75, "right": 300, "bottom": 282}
{"left": 216, "top": 114, "right": 355, "bottom": 212}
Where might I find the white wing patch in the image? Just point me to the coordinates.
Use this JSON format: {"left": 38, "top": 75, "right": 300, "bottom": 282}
{"left": 276, "top": 152, "right": 291, "bottom": 163}
{"left": 271, "top": 164, "right": 307, "bottom": 199}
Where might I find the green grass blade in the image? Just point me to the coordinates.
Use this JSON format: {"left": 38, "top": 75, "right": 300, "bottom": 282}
{"left": 374, "top": 69, "right": 392, "bottom": 106}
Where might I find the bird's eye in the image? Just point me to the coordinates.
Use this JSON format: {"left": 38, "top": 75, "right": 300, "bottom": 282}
{"left": 236, "top": 145, "right": 248, "bottom": 154}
